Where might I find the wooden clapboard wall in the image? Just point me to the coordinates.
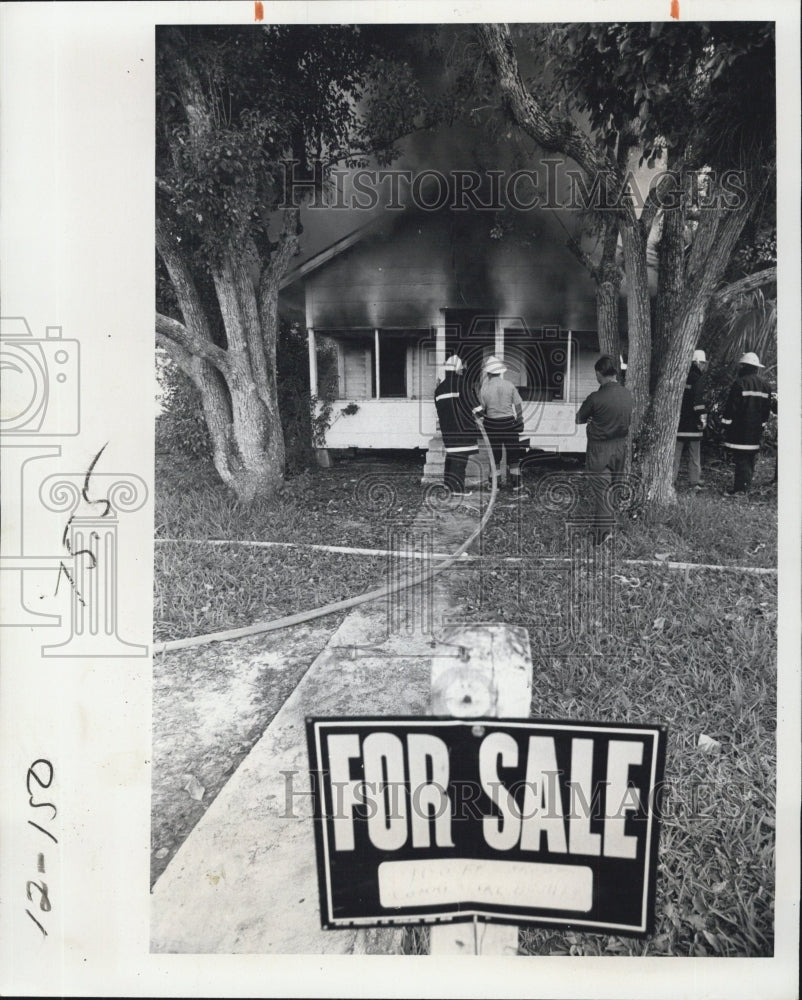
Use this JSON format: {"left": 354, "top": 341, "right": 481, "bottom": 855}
{"left": 408, "top": 336, "right": 439, "bottom": 400}
{"left": 300, "top": 206, "right": 599, "bottom": 332}
{"left": 339, "top": 339, "right": 373, "bottom": 398}
{"left": 572, "top": 334, "right": 602, "bottom": 403}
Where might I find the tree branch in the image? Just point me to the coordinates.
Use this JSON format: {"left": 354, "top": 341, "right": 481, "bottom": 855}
{"left": 563, "top": 235, "right": 598, "bottom": 280}
{"left": 156, "top": 328, "right": 194, "bottom": 376}
{"left": 156, "top": 312, "right": 229, "bottom": 372}
{"left": 476, "top": 23, "right": 637, "bottom": 228}
{"left": 477, "top": 25, "right": 604, "bottom": 172}
{"left": 686, "top": 201, "right": 752, "bottom": 309}
{"left": 156, "top": 218, "right": 230, "bottom": 375}
{"left": 684, "top": 206, "right": 724, "bottom": 287}
{"left": 210, "top": 256, "right": 250, "bottom": 356}
{"left": 164, "top": 28, "right": 212, "bottom": 143}
{"left": 640, "top": 174, "right": 672, "bottom": 240}
{"left": 232, "top": 256, "right": 275, "bottom": 414}
{"left": 599, "top": 212, "right": 621, "bottom": 272}
{"left": 262, "top": 208, "right": 301, "bottom": 299}
{"left": 640, "top": 151, "right": 686, "bottom": 240}
{"left": 712, "top": 266, "right": 777, "bottom": 309}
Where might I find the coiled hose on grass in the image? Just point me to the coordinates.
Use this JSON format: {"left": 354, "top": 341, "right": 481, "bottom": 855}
{"left": 155, "top": 416, "right": 498, "bottom": 654}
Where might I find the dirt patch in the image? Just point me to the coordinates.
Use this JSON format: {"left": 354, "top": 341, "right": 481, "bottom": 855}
{"left": 150, "top": 617, "right": 341, "bottom": 886}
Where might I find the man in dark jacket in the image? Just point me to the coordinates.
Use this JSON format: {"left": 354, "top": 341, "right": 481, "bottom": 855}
{"left": 674, "top": 349, "right": 709, "bottom": 490}
{"left": 720, "top": 351, "right": 773, "bottom": 494}
{"left": 434, "top": 355, "right": 482, "bottom": 497}
{"left": 576, "top": 355, "right": 634, "bottom": 543}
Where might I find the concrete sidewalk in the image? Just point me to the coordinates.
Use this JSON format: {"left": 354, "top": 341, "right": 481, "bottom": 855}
{"left": 150, "top": 506, "right": 477, "bottom": 954}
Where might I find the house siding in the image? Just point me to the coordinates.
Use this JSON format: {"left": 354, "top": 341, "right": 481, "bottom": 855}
{"left": 408, "top": 335, "right": 439, "bottom": 400}
{"left": 573, "top": 335, "right": 603, "bottom": 404}
{"left": 303, "top": 208, "right": 598, "bottom": 332}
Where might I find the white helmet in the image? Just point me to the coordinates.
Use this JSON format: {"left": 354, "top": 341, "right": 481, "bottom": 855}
{"left": 483, "top": 355, "right": 507, "bottom": 375}
{"left": 444, "top": 355, "right": 464, "bottom": 373}
{"left": 692, "top": 349, "right": 707, "bottom": 363}
{"left": 738, "top": 351, "right": 764, "bottom": 368}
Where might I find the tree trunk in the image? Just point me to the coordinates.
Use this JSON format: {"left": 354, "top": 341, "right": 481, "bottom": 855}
{"left": 619, "top": 219, "right": 652, "bottom": 441}
{"left": 157, "top": 330, "right": 236, "bottom": 487}
{"left": 636, "top": 304, "right": 704, "bottom": 510}
{"left": 635, "top": 193, "right": 752, "bottom": 511}
{"left": 595, "top": 215, "right": 621, "bottom": 361}
{"left": 156, "top": 36, "right": 287, "bottom": 501}
{"left": 652, "top": 197, "right": 685, "bottom": 392}
{"left": 194, "top": 364, "right": 236, "bottom": 486}
{"left": 256, "top": 209, "right": 301, "bottom": 489}
{"left": 212, "top": 253, "right": 286, "bottom": 500}
{"left": 596, "top": 281, "right": 620, "bottom": 361}
{"left": 157, "top": 230, "right": 288, "bottom": 500}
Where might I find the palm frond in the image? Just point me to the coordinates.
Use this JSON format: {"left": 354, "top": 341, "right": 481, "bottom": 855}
{"left": 704, "top": 286, "right": 777, "bottom": 374}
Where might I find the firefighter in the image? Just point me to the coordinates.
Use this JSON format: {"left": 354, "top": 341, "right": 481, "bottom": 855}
{"left": 674, "top": 348, "right": 709, "bottom": 490}
{"left": 433, "top": 355, "right": 481, "bottom": 498}
{"left": 479, "top": 355, "right": 526, "bottom": 493}
{"left": 576, "top": 355, "right": 634, "bottom": 544}
{"left": 720, "top": 351, "right": 773, "bottom": 495}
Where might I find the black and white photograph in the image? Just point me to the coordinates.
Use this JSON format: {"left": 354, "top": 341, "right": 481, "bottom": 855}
{"left": 1, "top": 1, "right": 800, "bottom": 997}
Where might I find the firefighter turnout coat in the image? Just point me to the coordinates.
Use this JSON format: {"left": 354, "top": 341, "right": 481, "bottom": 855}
{"left": 434, "top": 371, "right": 481, "bottom": 456}
{"left": 677, "top": 364, "right": 709, "bottom": 439}
{"left": 721, "top": 372, "right": 773, "bottom": 451}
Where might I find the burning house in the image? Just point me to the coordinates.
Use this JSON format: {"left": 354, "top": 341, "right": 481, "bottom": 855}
{"left": 279, "top": 191, "right": 613, "bottom": 477}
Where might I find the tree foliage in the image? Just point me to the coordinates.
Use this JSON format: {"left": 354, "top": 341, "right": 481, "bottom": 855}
{"left": 157, "top": 25, "right": 422, "bottom": 260}
{"left": 156, "top": 25, "right": 428, "bottom": 498}
{"left": 543, "top": 22, "right": 774, "bottom": 167}
{"left": 477, "top": 21, "right": 776, "bottom": 509}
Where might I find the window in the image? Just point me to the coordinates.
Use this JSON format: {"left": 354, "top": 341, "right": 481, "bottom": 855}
{"left": 320, "top": 329, "right": 426, "bottom": 399}
{"left": 503, "top": 327, "right": 569, "bottom": 402}
{"left": 444, "top": 310, "right": 496, "bottom": 388}
{"left": 377, "top": 335, "right": 407, "bottom": 398}
{"left": 338, "top": 335, "right": 374, "bottom": 399}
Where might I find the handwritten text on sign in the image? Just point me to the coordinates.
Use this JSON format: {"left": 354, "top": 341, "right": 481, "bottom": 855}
{"left": 307, "top": 718, "right": 666, "bottom": 935}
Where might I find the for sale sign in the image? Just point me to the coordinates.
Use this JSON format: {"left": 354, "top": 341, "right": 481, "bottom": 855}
{"left": 307, "top": 717, "right": 666, "bottom": 935}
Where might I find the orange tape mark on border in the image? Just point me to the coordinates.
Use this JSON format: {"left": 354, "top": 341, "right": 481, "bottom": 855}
{"left": 670, "top": 0, "right": 680, "bottom": 19}
{"left": 254, "top": 1, "right": 264, "bottom": 21}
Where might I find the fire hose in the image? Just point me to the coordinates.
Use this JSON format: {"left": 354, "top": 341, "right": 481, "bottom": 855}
{"left": 155, "top": 415, "right": 498, "bottom": 654}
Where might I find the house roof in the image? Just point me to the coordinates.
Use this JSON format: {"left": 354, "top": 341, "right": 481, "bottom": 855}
{"left": 280, "top": 214, "right": 390, "bottom": 290}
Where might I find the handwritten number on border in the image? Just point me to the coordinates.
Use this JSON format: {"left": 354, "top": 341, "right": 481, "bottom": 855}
{"left": 54, "top": 443, "right": 111, "bottom": 602}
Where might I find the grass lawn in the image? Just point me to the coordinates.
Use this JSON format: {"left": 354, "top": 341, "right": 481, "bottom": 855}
{"left": 154, "top": 451, "right": 425, "bottom": 642}
{"left": 153, "top": 443, "right": 777, "bottom": 956}
{"left": 448, "top": 562, "right": 776, "bottom": 956}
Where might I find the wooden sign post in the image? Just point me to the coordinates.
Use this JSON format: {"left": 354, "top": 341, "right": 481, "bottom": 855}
{"left": 429, "top": 624, "right": 532, "bottom": 955}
